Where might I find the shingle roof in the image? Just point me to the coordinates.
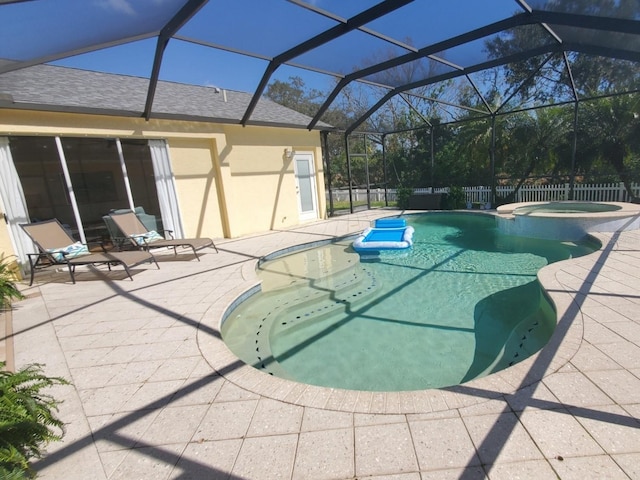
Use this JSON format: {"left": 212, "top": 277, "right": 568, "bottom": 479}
{"left": 0, "top": 64, "right": 331, "bottom": 130}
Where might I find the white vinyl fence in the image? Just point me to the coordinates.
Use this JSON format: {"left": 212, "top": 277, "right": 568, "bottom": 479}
{"left": 328, "top": 182, "right": 640, "bottom": 206}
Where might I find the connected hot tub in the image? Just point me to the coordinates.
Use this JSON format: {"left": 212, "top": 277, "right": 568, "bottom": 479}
{"left": 496, "top": 201, "right": 640, "bottom": 240}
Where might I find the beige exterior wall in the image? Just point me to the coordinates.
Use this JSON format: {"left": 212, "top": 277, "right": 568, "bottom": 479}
{"left": 222, "top": 125, "right": 325, "bottom": 237}
{"left": 165, "top": 137, "right": 224, "bottom": 239}
{"left": 0, "top": 109, "right": 325, "bottom": 261}
{"left": 0, "top": 205, "right": 14, "bottom": 263}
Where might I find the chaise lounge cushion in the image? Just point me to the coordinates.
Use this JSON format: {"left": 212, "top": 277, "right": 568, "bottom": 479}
{"left": 46, "top": 241, "right": 90, "bottom": 262}
{"left": 130, "top": 230, "right": 165, "bottom": 246}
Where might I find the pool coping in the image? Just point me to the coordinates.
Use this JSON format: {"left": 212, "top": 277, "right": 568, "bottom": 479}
{"left": 197, "top": 215, "right": 596, "bottom": 415}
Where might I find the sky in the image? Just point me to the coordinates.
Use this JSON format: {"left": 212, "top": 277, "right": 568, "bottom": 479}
{"left": 3, "top": 0, "right": 530, "bottom": 101}
{"left": 51, "top": 37, "right": 336, "bottom": 94}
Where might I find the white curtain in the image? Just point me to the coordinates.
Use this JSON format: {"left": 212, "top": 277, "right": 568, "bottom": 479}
{"left": 148, "top": 139, "right": 184, "bottom": 238}
{"left": 0, "top": 137, "right": 34, "bottom": 268}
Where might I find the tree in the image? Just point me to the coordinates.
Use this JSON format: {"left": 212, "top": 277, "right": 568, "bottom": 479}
{"left": 576, "top": 94, "right": 640, "bottom": 200}
{"left": 265, "top": 77, "right": 324, "bottom": 117}
{"left": 483, "top": 2, "right": 640, "bottom": 197}
{"left": 264, "top": 76, "right": 351, "bottom": 188}
{"left": 485, "top": 2, "right": 640, "bottom": 102}
{"left": 490, "top": 107, "right": 570, "bottom": 201}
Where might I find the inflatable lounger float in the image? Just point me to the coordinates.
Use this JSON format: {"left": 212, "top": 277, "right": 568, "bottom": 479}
{"left": 352, "top": 218, "right": 414, "bottom": 253}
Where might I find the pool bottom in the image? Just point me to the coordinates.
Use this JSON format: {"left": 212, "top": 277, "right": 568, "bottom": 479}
{"left": 204, "top": 215, "right": 602, "bottom": 411}
{"left": 259, "top": 260, "right": 555, "bottom": 392}
{"left": 222, "top": 210, "right": 593, "bottom": 391}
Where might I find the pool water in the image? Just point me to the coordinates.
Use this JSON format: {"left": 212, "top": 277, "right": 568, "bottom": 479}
{"left": 222, "top": 213, "right": 598, "bottom": 391}
{"left": 513, "top": 201, "right": 621, "bottom": 215}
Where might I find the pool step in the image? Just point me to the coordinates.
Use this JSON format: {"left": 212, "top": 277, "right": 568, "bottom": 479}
{"left": 269, "top": 266, "right": 380, "bottom": 339}
{"left": 479, "top": 296, "right": 555, "bottom": 376}
{"left": 246, "top": 264, "right": 380, "bottom": 377}
{"left": 261, "top": 262, "right": 373, "bottom": 312}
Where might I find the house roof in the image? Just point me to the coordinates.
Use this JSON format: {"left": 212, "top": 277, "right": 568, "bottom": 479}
{"left": 1, "top": 1, "right": 639, "bottom": 134}
{"left": 0, "top": 64, "right": 329, "bottom": 130}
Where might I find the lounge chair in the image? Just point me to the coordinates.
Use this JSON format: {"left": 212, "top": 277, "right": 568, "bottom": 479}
{"left": 103, "top": 206, "right": 160, "bottom": 250}
{"left": 108, "top": 211, "right": 217, "bottom": 260}
{"left": 20, "top": 219, "right": 159, "bottom": 285}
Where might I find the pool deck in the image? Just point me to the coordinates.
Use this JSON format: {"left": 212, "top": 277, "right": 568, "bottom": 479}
{"left": 7, "top": 209, "right": 640, "bottom": 479}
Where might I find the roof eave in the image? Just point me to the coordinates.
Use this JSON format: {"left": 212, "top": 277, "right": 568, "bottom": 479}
{"left": 0, "top": 102, "right": 330, "bottom": 130}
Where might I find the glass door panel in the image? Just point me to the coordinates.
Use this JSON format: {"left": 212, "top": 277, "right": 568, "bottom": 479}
{"left": 294, "top": 152, "right": 318, "bottom": 221}
{"left": 121, "top": 139, "right": 162, "bottom": 229}
{"left": 10, "top": 136, "right": 167, "bottom": 246}
{"left": 9, "top": 136, "right": 81, "bottom": 237}
{"left": 61, "top": 138, "right": 125, "bottom": 242}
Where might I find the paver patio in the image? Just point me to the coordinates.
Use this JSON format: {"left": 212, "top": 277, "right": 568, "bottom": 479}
{"left": 7, "top": 209, "right": 640, "bottom": 479}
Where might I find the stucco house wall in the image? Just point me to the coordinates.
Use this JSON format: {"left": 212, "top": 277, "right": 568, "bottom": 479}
{"left": 222, "top": 125, "right": 324, "bottom": 237}
{"left": 0, "top": 65, "right": 329, "bottom": 265}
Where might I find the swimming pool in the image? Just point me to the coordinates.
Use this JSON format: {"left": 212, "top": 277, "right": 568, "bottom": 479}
{"left": 496, "top": 201, "right": 640, "bottom": 240}
{"left": 222, "top": 213, "right": 599, "bottom": 391}
{"left": 512, "top": 201, "right": 621, "bottom": 214}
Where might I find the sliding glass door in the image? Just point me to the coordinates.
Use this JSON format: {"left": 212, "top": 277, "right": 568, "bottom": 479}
{"left": 8, "top": 136, "right": 164, "bottom": 247}
{"left": 8, "top": 136, "right": 76, "bottom": 230}
{"left": 122, "top": 140, "right": 161, "bottom": 219}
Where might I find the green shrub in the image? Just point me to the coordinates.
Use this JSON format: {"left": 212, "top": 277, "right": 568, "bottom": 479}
{"left": 444, "top": 186, "right": 466, "bottom": 210}
{"left": 396, "top": 187, "right": 414, "bottom": 210}
{"left": 0, "top": 363, "right": 69, "bottom": 479}
{"left": 0, "top": 256, "right": 24, "bottom": 310}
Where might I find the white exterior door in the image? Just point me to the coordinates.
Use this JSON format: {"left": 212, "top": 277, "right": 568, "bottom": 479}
{"left": 293, "top": 152, "right": 318, "bottom": 221}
